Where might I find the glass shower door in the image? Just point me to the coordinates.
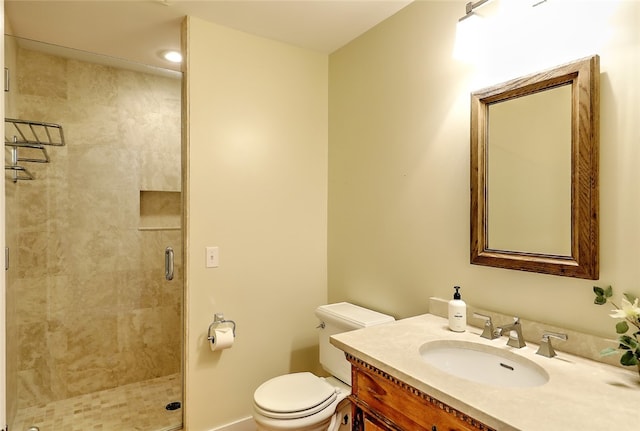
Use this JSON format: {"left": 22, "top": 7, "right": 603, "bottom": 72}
{"left": 4, "top": 36, "right": 183, "bottom": 431}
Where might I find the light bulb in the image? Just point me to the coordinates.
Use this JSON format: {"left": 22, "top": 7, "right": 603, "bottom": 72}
{"left": 162, "top": 50, "right": 182, "bottom": 63}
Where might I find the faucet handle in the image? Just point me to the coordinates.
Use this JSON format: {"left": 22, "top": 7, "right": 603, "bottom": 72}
{"left": 473, "top": 312, "right": 499, "bottom": 340}
{"left": 543, "top": 331, "right": 568, "bottom": 341}
{"left": 536, "top": 331, "right": 568, "bottom": 358}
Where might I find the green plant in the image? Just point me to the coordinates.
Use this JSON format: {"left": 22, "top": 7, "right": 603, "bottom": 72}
{"left": 593, "top": 286, "right": 640, "bottom": 366}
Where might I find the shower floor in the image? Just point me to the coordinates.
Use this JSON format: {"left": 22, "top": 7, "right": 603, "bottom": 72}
{"left": 11, "top": 373, "right": 182, "bottom": 431}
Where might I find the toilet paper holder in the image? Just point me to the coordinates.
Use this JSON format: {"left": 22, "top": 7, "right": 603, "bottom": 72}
{"left": 207, "top": 313, "right": 236, "bottom": 343}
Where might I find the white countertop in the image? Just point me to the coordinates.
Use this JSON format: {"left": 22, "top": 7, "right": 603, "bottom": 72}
{"left": 331, "top": 313, "right": 640, "bottom": 431}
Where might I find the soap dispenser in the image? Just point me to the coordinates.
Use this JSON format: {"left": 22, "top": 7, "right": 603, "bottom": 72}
{"left": 448, "top": 286, "right": 467, "bottom": 332}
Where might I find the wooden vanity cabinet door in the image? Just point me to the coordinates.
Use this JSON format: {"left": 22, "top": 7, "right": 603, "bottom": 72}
{"left": 353, "top": 405, "right": 398, "bottom": 431}
{"left": 363, "top": 416, "right": 390, "bottom": 431}
{"left": 348, "top": 355, "right": 496, "bottom": 431}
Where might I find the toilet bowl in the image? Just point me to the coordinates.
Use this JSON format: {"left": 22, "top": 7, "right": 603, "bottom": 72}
{"left": 253, "top": 373, "right": 350, "bottom": 431}
{"left": 252, "top": 303, "right": 394, "bottom": 431}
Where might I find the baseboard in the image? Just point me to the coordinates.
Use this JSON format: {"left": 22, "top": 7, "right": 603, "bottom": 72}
{"left": 210, "top": 416, "right": 255, "bottom": 431}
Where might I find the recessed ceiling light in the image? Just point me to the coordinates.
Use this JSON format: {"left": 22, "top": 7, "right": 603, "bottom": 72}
{"left": 162, "top": 50, "right": 182, "bottom": 63}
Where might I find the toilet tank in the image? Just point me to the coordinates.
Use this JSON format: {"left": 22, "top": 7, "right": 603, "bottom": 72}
{"left": 315, "top": 302, "right": 394, "bottom": 385}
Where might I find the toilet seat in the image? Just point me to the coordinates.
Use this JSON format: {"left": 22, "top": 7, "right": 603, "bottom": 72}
{"left": 254, "top": 372, "right": 338, "bottom": 420}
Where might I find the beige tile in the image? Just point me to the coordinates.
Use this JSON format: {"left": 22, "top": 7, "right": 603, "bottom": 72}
{"left": 15, "top": 185, "right": 51, "bottom": 232}
{"left": 47, "top": 273, "right": 119, "bottom": 319}
{"left": 15, "top": 232, "right": 50, "bottom": 278}
{"left": 66, "top": 144, "right": 140, "bottom": 191}
{"left": 15, "top": 93, "right": 72, "bottom": 128}
{"left": 160, "top": 265, "right": 184, "bottom": 307}
{"left": 17, "top": 368, "right": 54, "bottom": 409}
{"left": 117, "top": 307, "right": 165, "bottom": 351}
{"left": 116, "top": 69, "right": 181, "bottom": 117}
{"left": 64, "top": 102, "right": 122, "bottom": 148}
{"left": 67, "top": 314, "right": 119, "bottom": 356}
{"left": 17, "top": 48, "right": 68, "bottom": 100}
{"left": 66, "top": 187, "right": 139, "bottom": 230}
{"left": 44, "top": 228, "right": 67, "bottom": 277}
{"left": 12, "top": 374, "right": 182, "bottom": 431}
{"left": 46, "top": 318, "right": 70, "bottom": 362}
{"left": 139, "top": 230, "right": 176, "bottom": 271}
{"left": 117, "top": 269, "right": 161, "bottom": 311}
{"left": 64, "top": 364, "right": 120, "bottom": 397}
{"left": 64, "top": 228, "right": 143, "bottom": 273}
{"left": 67, "top": 60, "right": 119, "bottom": 108}
{"left": 18, "top": 322, "right": 47, "bottom": 370}
{"left": 14, "top": 277, "right": 47, "bottom": 325}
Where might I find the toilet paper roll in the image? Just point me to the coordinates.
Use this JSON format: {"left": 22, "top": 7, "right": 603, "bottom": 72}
{"left": 210, "top": 327, "right": 234, "bottom": 352}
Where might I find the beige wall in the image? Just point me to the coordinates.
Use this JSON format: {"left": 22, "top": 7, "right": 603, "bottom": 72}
{"left": 328, "top": 0, "right": 640, "bottom": 337}
{"left": 4, "top": 45, "right": 182, "bottom": 422}
{"left": 184, "top": 17, "right": 328, "bottom": 430}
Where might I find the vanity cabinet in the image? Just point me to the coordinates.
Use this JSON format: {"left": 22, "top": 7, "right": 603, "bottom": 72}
{"left": 347, "top": 354, "right": 496, "bottom": 431}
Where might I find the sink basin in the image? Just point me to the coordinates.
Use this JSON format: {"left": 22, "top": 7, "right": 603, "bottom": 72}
{"left": 419, "top": 340, "right": 549, "bottom": 388}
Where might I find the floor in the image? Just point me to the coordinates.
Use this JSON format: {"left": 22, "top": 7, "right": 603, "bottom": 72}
{"left": 11, "top": 373, "right": 182, "bottom": 431}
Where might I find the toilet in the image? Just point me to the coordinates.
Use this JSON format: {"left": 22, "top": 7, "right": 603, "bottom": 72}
{"left": 252, "top": 302, "right": 395, "bottom": 431}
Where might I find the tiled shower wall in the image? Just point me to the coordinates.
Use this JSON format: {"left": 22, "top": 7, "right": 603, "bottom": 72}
{"left": 5, "top": 44, "right": 182, "bottom": 417}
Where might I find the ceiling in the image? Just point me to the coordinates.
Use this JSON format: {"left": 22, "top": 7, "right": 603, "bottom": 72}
{"left": 4, "top": 0, "right": 413, "bottom": 72}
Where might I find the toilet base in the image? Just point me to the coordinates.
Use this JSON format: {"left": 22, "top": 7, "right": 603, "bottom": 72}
{"left": 255, "top": 401, "right": 351, "bottom": 431}
{"left": 255, "top": 414, "right": 333, "bottom": 431}
{"left": 254, "top": 390, "right": 351, "bottom": 431}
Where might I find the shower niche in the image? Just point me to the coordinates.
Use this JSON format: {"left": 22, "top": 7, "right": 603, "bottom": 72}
{"left": 139, "top": 190, "right": 182, "bottom": 231}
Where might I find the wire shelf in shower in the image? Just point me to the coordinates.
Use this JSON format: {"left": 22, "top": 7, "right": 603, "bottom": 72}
{"left": 4, "top": 117, "right": 66, "bottom": 182}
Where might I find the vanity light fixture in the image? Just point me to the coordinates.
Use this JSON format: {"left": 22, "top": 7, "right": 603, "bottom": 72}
{"left": 459, "top": 0, "right": 491, "bottom": 22}
{"left": 454, "top": 0, "right": 490, "bottom": 61}
{"left": 162, "top": 50, "right": 182, "bottom": 63}
{"left": 460, "top": 0, "right": 548, "bottom": 21}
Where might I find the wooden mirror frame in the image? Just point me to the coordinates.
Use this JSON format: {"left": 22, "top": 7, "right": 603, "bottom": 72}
{"left": 470, "top": 55, "right": 600, "bottom": 279}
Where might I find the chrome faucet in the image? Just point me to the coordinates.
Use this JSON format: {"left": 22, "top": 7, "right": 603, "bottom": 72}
{"left": 496, "top": 317, "right": 526, "bottom": 348}
{"left": 473, "top": 312, "right": 499, "bottom": 340}
{"left": 536, "top": 331, "right": 568, "bottom": 358}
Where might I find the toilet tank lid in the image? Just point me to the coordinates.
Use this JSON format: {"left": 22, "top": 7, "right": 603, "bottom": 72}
{"left": 315, "top": 302, "right": 395, "bottom": 328}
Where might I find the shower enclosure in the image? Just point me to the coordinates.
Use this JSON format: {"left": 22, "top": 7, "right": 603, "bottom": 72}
{"left": 4, "top": 36, "right": 183, "bottom": 431}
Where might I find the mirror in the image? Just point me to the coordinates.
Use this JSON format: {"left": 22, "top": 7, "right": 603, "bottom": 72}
{"left": 487, "top": 83, "right": 572, "bottom": 256}
{"left": 470, "top": 55, "right": 599, "bottom": 279}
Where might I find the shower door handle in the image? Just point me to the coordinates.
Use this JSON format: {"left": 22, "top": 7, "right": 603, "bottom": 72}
{"left": 165, "top": 246, "right": 174, "bottom": 281}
